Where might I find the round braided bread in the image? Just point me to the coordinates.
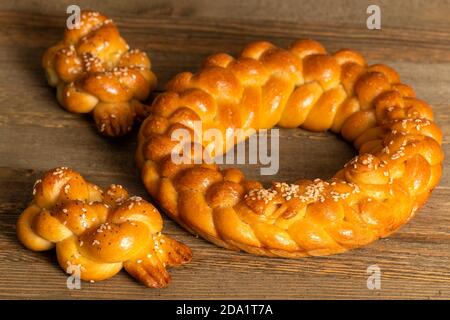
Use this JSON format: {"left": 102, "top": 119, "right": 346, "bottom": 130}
{"left": 42, "top": 11, "right": 157, "bottom": 136}
{"left": 16, "top": 167, "right": 192, "bottom": 287}
{"left": 136, "top": 39, "right": 443, "bottom": 257}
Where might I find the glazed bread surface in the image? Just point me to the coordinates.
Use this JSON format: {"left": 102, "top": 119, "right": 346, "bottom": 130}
{"left": 136, "top": 39, "right": 443, "bottom": 257}
{"left": 43, "top": 10, "right": 157, "bottom": 136}
{"left": 17, "top": 167, "right": 192, "bottom": 287}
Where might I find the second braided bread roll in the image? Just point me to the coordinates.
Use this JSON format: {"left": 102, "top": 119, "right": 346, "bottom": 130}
{"left": 43, "top": 11, "right": 157, "bottom": 136}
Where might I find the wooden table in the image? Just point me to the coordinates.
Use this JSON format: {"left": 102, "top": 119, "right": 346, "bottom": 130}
{"left": 1, "top": 0, "right": 449, "bottom": 299}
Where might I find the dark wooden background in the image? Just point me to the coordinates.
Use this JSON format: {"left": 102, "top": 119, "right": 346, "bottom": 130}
{"left": 0, "top": 0, "right": 449, "bottom": 299}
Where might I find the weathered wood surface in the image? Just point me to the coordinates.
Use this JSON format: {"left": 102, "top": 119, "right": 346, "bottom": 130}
{"left": 0, "top": 0, "right": 449, "bottom": 299}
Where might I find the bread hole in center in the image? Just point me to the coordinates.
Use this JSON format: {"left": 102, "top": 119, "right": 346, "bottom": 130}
{"left": 220, "top": 127, "right": 357, "bottom": 186}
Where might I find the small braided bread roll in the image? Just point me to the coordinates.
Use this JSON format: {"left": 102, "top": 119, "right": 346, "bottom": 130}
{"left": 136, "top": 39, "right": 444, "bottom": 257}
{"left": 43, "top": 11, "right": 157, "bottom": 136}
{"left": 17, "top": 167, "right": 192, "bottom": 287}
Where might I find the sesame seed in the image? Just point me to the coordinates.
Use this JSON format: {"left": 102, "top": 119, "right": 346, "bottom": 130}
{"left": 64, "top": 184, "right": 71, "bottom": 194}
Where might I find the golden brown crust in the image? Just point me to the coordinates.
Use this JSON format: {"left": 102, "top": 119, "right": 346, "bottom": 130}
{"left": 16, "top": 167, "right": 191, "bottom": 287}
{"left": 42, "top": 11, "right": 157, "bottom": 137}
{"left": 136, "top": 39, "right": 444, "bottom": 257}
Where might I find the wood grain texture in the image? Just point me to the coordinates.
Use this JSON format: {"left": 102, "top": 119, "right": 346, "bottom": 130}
{"left": 0, "top": 0, "right": 449, "bottom": 299}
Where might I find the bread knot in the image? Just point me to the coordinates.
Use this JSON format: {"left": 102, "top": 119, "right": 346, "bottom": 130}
{"left": 17, "top": 167, "right": 191, "bottom": 287}
{"left": 42, "top": 11, "right": 157, "bottom": 136}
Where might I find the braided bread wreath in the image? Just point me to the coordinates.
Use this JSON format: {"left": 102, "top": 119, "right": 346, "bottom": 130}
{"left": 42, "top": 11, "right": 157, "bottom": 136}
{"left": 136, "top": 39, "right": 444, "bottom": 258}
{"left": 16, "top": 167, "right": 192, "bottom": 287}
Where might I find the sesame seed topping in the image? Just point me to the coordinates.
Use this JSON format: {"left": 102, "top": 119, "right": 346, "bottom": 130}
{"left": 245, "top": 188, "right": 278, "bottom": 204}
{"left": 64, "top": 184, "right": 71, "bottom": 194}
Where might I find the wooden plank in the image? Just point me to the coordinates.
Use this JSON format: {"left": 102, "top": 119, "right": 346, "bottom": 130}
{"left": 2, "top": 0, "right": 450, "bottom": 29}
{"left": 0, "top": 0, "right": 449, "bottom": 299}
